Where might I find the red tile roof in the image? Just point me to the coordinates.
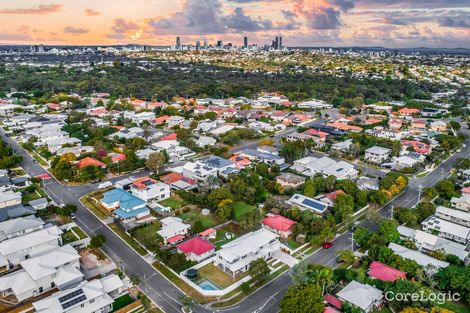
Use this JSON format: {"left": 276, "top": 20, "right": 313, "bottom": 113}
{"left": 399, "top": 108, "right": 421, "bottom": 115}
{"left": 302, "top": 129, "right": 329, "bottom": 138}
{"left": 262, "top": 215, "right": 296, "bottom": 232}
{"left": 111, "top": 153, "right": 126, "bottom": 162}
{"left": 326, "top": 190, "right": 345, "bottom": 202}
{"left": 368, "top": 261, "right": 406, "bottom": 282}
{"left": 324, "top": 294, "right": 343, "bottom": 309}
{"left": 77, "top": 157, "right": 106, "bottom": 169}
{"left": 176, "top": 237, "right": 215, "bottom": 255}
{"left": 462, "top": 187, "right": 470, "bottom": 194}
{"left": 167, "top": 234, "right": 185, "bottom": 244}
{"left": 199, "top": 228, "right": 216, "bottom": 237}
{"left": 153, "top": 115, "right": 170, "bottom": 125}
{"left": 161, "top": 133, "right": 177, "bottom": 141}
{"left": 160, "top": 173, "right": 197, "bottom": 186}
{"left": 323, "top": 307, "right": 341, "bottom": 313}
{"left": 131, "top": 177, "right": 158, "bottom": 190}
{"left": 326, "top": 122, "right": 363, "bottom": 132}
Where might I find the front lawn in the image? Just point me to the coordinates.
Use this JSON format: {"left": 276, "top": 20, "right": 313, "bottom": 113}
{"left": 20, "top": 184, "right": 46, "bottom": 204}
{"left": 159, "top": 197, "right": 185, "bottom": 210}
{"left": 62, "top": 230, "right": 79, "bottom": 244}
{"left": 72, "top": 226, "right": 87, "bottom": 239}
{"left": 81, "top": 195, "right": 110, "bottom": 220}
{"left": 130, "top": 223, "right": 161, "bottom": 252}
{"left": 233, "top": 201, "right": 256, "bottom": 221}
{"left": 108, "top": 223, "right": 148, "bottom": 256}
{"left": 112, "top": 294, "right": 135, "bottom": 311}
{"left": 180, "top": 208, "right": 218, "bottom": 230}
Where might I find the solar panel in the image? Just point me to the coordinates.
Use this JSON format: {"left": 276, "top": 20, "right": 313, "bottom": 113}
{"left": 301, "top": 198, "right": 327, "bottom": 212}
{"left": 58, "top": 289, "right": 84, "bottom": 303}
{"left": 61, "top": 295, "right": 87, "bottom": 310}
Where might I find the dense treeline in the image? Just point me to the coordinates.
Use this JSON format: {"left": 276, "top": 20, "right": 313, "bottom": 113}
{"left": 0, "top": 61, "right": 442, "bottom": 103}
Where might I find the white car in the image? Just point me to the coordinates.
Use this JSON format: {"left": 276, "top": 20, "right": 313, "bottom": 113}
{"left": 98, "top": 181, "right": 113, "bottom": 189}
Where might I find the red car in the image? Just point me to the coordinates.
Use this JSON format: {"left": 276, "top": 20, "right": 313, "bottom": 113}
{"left": 322, "top": 242, "right": 333, "bottom": 249}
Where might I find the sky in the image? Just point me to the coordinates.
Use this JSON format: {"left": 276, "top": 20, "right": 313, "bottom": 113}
{"left": 0, "top": 0, "right": 469, "bottom": 48}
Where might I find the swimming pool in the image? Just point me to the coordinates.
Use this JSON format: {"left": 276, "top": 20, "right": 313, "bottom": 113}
{"left": 198, "top": 280, "right": 220, "bottom": 290}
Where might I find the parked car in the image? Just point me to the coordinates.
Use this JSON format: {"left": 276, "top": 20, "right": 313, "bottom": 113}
{"left": 322, "top": 242, "right": 333, "bottom": 249}
{"left": 98, "top": 181, "right": 113, "bottom": 189}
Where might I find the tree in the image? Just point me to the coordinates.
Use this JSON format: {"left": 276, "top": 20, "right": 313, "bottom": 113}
{"left": 353, "top": 226, "right": 371, "bottom": 248}
{"left": 193, "top": 220, "right": 204, "bottom": 233}
{"left": 448, "top": 120, "right": 461, "bottom": 131}
{"left": 337, "top": 249, "right": 355, "bottom": 265}
{"left": 259, "top": 138, "right": 274, "bottom": 146}
{"left": 145, "top": 151, "right": 167, "bottom": 174}
{"left": 90, "top": 233, "right": 106, "bottom": 248}
{"left": 415, "top": 201, "right": 436, "bottom": 222}
{"left": 240, "top": 282, "right": 250, "bottom": 294}
{"left": 215, "top": 199, "right": 233, "bottom": 222}
{"left": 342, "top": 303, "right": 363, "bottom": 313}
{"left": 207, "top": 187, "right": 234, "bottom": 209}
{"left": 435, "top": 179, "right": 458, "bottom": 199}
{"left": 57, "top": 204, "right": 77, "bottom": 217}
{"left": 303, "top": 179, "right": 317, "bottom": 197}
{"left": 249, "top": 258, "right": 270, "bottom": 285}
{"left": 324, "top": 175, "right": 336, "bottom": 192}
{"left": 280, "top": 283, "right": 325, "bottom": 313}
{"left": 392, "top": 140, "right": 402, "bottom": 157}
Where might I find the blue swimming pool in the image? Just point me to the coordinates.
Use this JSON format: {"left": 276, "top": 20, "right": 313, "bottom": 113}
{"left": 198, "top": 280, "right": 220, "bottom": 290}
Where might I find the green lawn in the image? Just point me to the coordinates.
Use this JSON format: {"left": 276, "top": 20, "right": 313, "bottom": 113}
{"left": 180, "top": 209, "right": 217, "bottom": 229}
{"left": 62, "top": 230, "right": 79, "bottom": 244}
{"left": 233, "top": 201, "right": 256, "bottom": 221}
{"left": 80, "top": 195, "right": 110, "bottom": 220}
{"left": 72, "top": 226, "right": 87, "bottom": 239}
{"left": 130, "top": 223, "right": 161, "bottom": 252}
{"left": 439, "top": 301, "right": 470, "bottom": 313}
{"left": 108, "top": 223, "right": 148, "bottom": 256}
{"left": 211, "top": 230, "right": 237, "bottom": 249}
{"left": 159, "top": 197, "right": 185, "bottom": 209}
{"left": 372, "top": 308, "right": 392, "bottom": 313}
{"left": 20, "top": 184, "right": 46, "bottom": 204}
{"left": 112, "top": 294, "right": 135, "bottom": 311}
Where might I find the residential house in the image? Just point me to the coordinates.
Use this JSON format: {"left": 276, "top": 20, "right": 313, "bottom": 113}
{"left": 152, "top": 140, "right": 195, "bottom": 161}
{"left": 199, "top": 228, "right": 217, "bottom": 240}
{"left": 364, "top": 146, "right": 391, "bottom": 165}
{"left": 100, "top": 189, "right": 150, "bottom": 221}
{"left": 76, "top": 157, "right": 106, "bottom": 170}
{"left": 200, "top": 156, "right": 237, "bottom": 177}
{"left": 196, "top": 136, "right": 217, "bottom": 148}
{"left": 367, "top": 261, "right": 406, "bottom": 282}
{"left": 410, "top": 119, "right": 427, "bottom": 132}
{"left": 397, "top": 226, "right": 468, "bottom": 262}
{"left": 28, "top": 198, "right": 49, "bottom": 210}
{"left": 421, "top": 216, "right": 470, "bottom": 245}
{"left": 0, "top": 225, "right": 62, "bottom": 270}
{"left": 181, "top": 161, "right": 217, "bottom": 182}
{"left": 262, "top": 214, "right": 296, "bottom": 238}
{"left": 166, "top": 116, "right": 185, "bottom": 128}
{"left": 288, "top": 194, "right": 329, "bottom": 215}
{"left": 317, "top": 190, "right": 346, "bottom": 207}
{"left": 160, "top": 173, "right": 197, "bottom": 191}
{"left": 56, "top": 146, "right": 94, "bottom": 157}
{"left": 214, "top": 228, "right": 280, "bottom": 277}
{"left": 32, "top": 274, "right": 123, "bottom": 313}
{"left": 451, "top": 195, "right": 470, "bottom": 212}
{"left": 275, "top": 173, "right": 306, "bottom": 189}
{"left": 291, "top": 156, "right": 358, "bottom": 180}
{"left": 398, "top": 108, "right": 420, "bottom": 116}
{"left": 0, "top": 190, "right": 22, "bottom": 208}
{"left": 0, "top": 245, "right": 82, "bottom": 302}
{"left": 130, "top": 177, "right": 171, "bottom": 202}
{"left": 0, "top": 104, "right": 21, "bottom": 117}
{"left": 325, "top": 122, "right": 363, "bottom": 133}
{"left": 435, "top": 206, "right": 470, "bottom": 227}
{"left": 176, "top": 237, "right": 216, "bottom": 262}
{"left": 331, "top": 139, "right": 354, "bottom": 155}
{"left": 336, "top": 281, "right": 383, "bottom": 313}
{"left": 235, "top": 149, "right": 286, "bottom": 167}
{"left": 109, "top": 127, "right": 144, "bottom": 140}
{"left": 157, "top": 217, "right": 191, "bottom": 244}
{"left": 389, "top": 242, "right": 449, "bottom": 271}
{"left": 430, "top": 120, "right": 447, "bottom": 132}
{"left": 0, "top": 216, "right": 44, "bottom": 242}
{"left": 357, "top": 177, "right": 380, "bottom": 191}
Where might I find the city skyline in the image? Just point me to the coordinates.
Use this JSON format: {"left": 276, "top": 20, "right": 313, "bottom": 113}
{"left": 0, "top": 0, "right": 468, "bottom": 48}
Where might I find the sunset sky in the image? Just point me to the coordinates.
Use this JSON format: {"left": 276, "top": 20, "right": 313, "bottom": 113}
{"left": 0, "top": 0, "right": 469, "bottom": 48}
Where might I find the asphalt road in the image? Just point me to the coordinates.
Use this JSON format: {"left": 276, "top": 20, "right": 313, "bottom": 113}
{"left": 1, "top": 121, "right": 468, "bottom": 313}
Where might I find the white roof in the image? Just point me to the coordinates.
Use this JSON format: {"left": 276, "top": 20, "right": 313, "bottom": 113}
{"left": 0, "top": 216, "right": 44, "bottom": 241}
{"left": 365, "top": 146, "right": 391, "bottom": 154}
{"left": 389, "top": 242, "right": 449, "bottom": 268}
{"left": 422, "top": 216, "right": 470, "bottom": 240}
{"left": 337, "top": 280, "right": 383, "bottom": 311}
{"left": 397, "top": 225, "right": 416, "bottom": 238}
{"left": 0, "top": 190, "right": 21, "bottom": 202}
{"left": 157, "top": 218, "right": 190, "bottom": 238}
{"left": 436, "top": 206, "right": 470, "bottom": 222}
{"left": 217, "top": 228, "right": 278, "bottom": 263}
{"left": 0, "top": 226, "right": 62, "bottom": 256}
{"left": 451, "top": 194, "right": 470, "bottom": 204}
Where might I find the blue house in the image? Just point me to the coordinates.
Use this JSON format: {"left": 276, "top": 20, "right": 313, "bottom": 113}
{"left": 100, "top": 188, "right": 150, "bottom": 220}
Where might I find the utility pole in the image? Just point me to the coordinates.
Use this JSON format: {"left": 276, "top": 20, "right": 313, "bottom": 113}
{"left": 418, "top": 184, "right": 422, "bottom": 203}
{"left": 390, "top": 205, "right": 394, "bottom": 220}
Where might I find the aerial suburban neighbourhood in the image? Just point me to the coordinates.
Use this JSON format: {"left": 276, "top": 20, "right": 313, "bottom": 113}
{"left": 0, "top": 1, "right": 468, "bottom": 313}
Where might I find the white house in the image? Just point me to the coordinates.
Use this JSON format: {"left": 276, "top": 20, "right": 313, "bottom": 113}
{"left": 181, "top": 161, "right": 218, "bottom": 182}
{"left": 0, "top": 245, "right": 82, "bottom": 302}
{"left": 214, "top": 228, "right": 280, "bottom": 277}
{"left": 364, "top": 146, "right": 391, "bottom": 164}
{"left": 451, "top": 195, "right": 470, "bottom": 212}
{"left": 0, "top": 190, "right": 22, "bottom": 209}
{"left": 32, "top": 274, "right": 124, "bottom": 313}
{"left": 157, "top": 217, "right": 191, "bottom": 244}
{"left": 166, "top": 116, "right": 185, "bottom": 128}
{"left": 0, "top": 226, "right": 62, "bottom": 270}
{"left": 130, "top": 177, "right": 171, "bottom": 202}
{"left": 421, "top": 216, "right": 470, "bottom": 245}
{"left": 389, "top": 242, "right": 449, "bottom": 271}
{"left": 0, "top": 216, "right": 44, "bottom": 242}
{"left": 337, "top": 281, "right": 383, "bottom": 313}
{"left": 152, "top": 140, "right": 195, "bottom": 161}
{"left": 288, "top": 193, "right": 329, "bottom": 215}
{"left": 196, "top": 136, "right": 217, "bottom": 148}
{"left": 291, "top": 156, "right": 358, "bottom": 180}
{"left": 435, "top": 206, "right": 470, "bottom": 227}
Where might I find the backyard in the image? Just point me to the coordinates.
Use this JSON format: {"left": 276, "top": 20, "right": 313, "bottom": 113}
{"left": 196, "top": 263, "right": 248, "bottom": 289}
{"left": 62, "top": 226, "right": 88, "bottom": 244}
{"left": 233, "top": 201, "right": 257, "bottom": 221}
{"left": 180, "top": 207, "right": 218, "bottom": 230}
{"left": 20, "top": 184, "right": 46, "bottom": 204}
{"left": 112, "top": 294, "right": 135, "bottom": 311}
{"left": 159, "top": 196, "right": 185, "bottom": 210}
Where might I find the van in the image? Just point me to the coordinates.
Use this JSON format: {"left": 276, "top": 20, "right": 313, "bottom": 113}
{"left": 98, "top": 181, "right": 113, "bottom": 189}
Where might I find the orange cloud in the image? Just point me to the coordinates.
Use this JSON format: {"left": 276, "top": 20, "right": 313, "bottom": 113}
{"left": 0, "top": 4, "right": 63, "bottom": 15}
{"left": 85, "top": 8, "right": 101, "bottom": 16}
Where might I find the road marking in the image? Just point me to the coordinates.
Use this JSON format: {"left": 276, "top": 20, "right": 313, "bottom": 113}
{"left": 252, "top": 291, "right": 279, "bottom": 313}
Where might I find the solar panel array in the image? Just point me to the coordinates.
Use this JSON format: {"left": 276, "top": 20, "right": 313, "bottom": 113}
{"left": 59, "top": 289, "right": 87, "bottom": 310}
{"left": 301, "top": 198, "right": 327, "bottom": 212}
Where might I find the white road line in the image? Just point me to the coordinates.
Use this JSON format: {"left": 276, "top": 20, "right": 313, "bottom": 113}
{"left": 252, "top": 291, "right": 279, "bottom": 313}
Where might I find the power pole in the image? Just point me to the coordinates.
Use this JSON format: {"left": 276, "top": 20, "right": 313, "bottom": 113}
{"left": 418, "top": 185, "right": 422, "bottom": 203}
{"left": 390, "top": 205, "right": 394, "bottom": 220}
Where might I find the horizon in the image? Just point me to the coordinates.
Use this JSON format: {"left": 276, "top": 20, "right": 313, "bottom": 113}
{"left": 0, "top": 1, "right": 468, "bottom": 49}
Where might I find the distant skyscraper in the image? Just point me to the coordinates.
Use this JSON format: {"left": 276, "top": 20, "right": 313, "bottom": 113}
{"left": 244, "top": 36, "right": 248, "bottom": 49}
{"left": 176, "top": 36, "right": 181, "bottom": 49}
{"left": 279, "top": 36, "right": 283, "bottom": 50}
{"left": 196, "top": 41, "right": 201, "bottom": 50}
{"left": 217, "top": 40, "right": 223, "bottom": 48}
{"left": 203, "top": 40, "right": 208, "bottom": 49}
{"left": 275, "top": 37, "right": 279, "bottom": 50}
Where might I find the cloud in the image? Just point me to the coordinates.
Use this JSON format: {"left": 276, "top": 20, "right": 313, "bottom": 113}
{"left": 355, "top": 0, "right": 470, "bottom": 9}
{"left": 107, "top": 18, "right": 140, "bottom": 39}
{"left": 63, "top": 26, "right": 89, "bottom": 34}
{"left": 84, "top": 8, "right": 101, "bottom": 16}
{"left": 0, "top": 4, "right": 63, "bottom": 15}
{"left": 223, "top": 7, "right": 273, "bottom": 31}
{"left": 439, "top": 16, "right": 470, "bottom": 28}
